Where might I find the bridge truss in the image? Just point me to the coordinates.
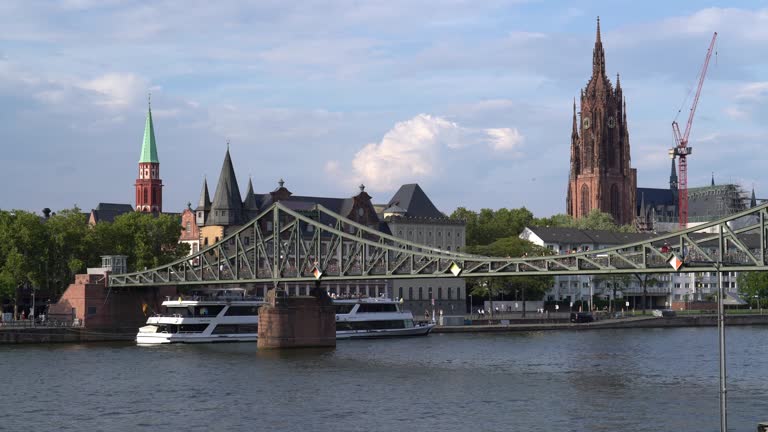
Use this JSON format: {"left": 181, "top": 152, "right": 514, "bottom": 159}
{"left": 109, "top": 202, "right": 768, "bottom": 287}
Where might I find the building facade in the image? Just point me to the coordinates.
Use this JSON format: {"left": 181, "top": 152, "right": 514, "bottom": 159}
{"left": 567, "top": 18, "right": 637, "bottom": 226}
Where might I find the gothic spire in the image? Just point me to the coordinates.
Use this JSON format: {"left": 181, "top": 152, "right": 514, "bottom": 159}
{"left": 711, "top": 172, "right": 715, "bottom": 186}
{"left": 751, "top": 187, "right": 757, "bottom": 208}
{"left": 592, "top": 16, "right": 606, "bottom": 78}
{"left": 139, "top": 96, "right": 159, "bottom": 163}
{"left": 572, "top": 97, "right": 578, "bottom": 137}
{"left": 196, "top": 176, "right": 211, "bottom": 211}
{"left": 669, "top": 158, "right": 678, "bottom": 190}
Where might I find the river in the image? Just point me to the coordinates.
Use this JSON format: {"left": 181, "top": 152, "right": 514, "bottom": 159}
{"left": 1, "top": 326, "right": 766, "bottom": 431}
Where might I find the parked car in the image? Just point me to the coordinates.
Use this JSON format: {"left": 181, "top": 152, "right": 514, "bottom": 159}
{"left": 652, "top": 309, "right": 677, "bottom": 318}
{"left": 570, "top": 312, "right": 594, "bottom": 323}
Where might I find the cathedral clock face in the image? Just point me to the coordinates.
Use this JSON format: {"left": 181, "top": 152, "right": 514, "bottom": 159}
{"left": 583, "top": 117, "right": 591, "bottom": 130}
{"left": 608, "top": 116, "right": 616, "bottom": 128}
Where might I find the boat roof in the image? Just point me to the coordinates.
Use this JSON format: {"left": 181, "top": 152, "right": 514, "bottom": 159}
{"left": 333, "top": 297, "right": 398, "bottom": 304}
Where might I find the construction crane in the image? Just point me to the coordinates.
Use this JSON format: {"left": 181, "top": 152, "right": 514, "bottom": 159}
{"left": 670, "top": 32, "right": 717, "bottom": 228}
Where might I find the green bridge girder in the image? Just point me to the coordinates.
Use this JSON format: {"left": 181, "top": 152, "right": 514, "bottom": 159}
{"left": 108, "top": 202, "right": 768, "bottom": 288}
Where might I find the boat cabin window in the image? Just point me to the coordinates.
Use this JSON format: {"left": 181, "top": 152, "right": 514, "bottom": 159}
{"left": 211, "top": 324, "right": 259, "bottom": 334}
{"left": 177, "top": 324, "right": 209, "bottom": 333}
{"left": 194, "top": 305, "right": 224, "bottom": 316}
{"left": 224, "top": 305, "right": 261, "bottom": 316}
{"left": 357, "top": 303, "right": 398, "bottom": 313}
{"left": 336, "top": 320, "right": 406, "bottom": 331}
{"left": 335, "top": 304, "right": 355, "bottom": 314}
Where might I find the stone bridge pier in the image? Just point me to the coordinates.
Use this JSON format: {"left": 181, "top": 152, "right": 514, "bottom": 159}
{"left": 257, "top": 285, "right": 336, "bottom": 349}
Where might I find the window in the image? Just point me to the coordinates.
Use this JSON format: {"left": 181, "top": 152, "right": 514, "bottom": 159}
{"left": 186, "top": 222, "right": 191, "bottom": 233}
{"left": 87, "top": 306, "right": 97, "bottom": 316}
{"left": 266, "top": 222, "right": 273, "bottom": 231}
{"left": 418, "top": 287, "right": 423, "bottom": 300}
{"left": 437, "top": 287, "right": 442, "bottom": 300}
{"left": 398, "top": 287, "right": 403, "bottom": 299}
{"left": 580, "top": 184, "right": 590, "bottom": 217}
{"left": 243, "top": 237, "right": 250, "bottom": 245}
{"left": 447, "top": 288, "right": 452, "bottom": 300}
{"left": 408, "top": 287, "right": 413, "bottom": 299}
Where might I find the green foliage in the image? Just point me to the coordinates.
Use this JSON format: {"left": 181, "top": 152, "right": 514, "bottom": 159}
{"left": 450, "top": 207, "right": 534, "bottom": 246}
{"left": 0, "top": 208, "right": 187, "bottom": 303}
{"left": 533, "top": 209, "right": 637, "bottom": 232}
{"left": 737, "top": 271, "right": 768, "bottom": 300}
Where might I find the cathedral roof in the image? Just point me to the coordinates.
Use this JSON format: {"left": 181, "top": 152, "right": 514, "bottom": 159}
{"left": 139, "top": 101, "right": 159, "bottom": 163}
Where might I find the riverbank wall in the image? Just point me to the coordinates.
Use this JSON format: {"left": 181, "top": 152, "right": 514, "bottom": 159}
{"left": 434, "top": 314, "right": 768, "bottom": 333}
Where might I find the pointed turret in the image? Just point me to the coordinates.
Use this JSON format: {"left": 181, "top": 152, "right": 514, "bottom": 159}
{"left": 592, "top": 16, "right": 606, "bottom": 78}
{"left": 243, "top": 177, "right": 259, "bottom": 219}
{"left": 139, "top": 100, "right": 159, "bottom": 163}
{"left": 195, "top": 177, "right": 211, "bottom": 226}
{"left": 197, "top": 177, "right": 211, "bottom": 210}
{"left": 208, "top": 147, "right": 243, "bottom": 226}
{"left": 751, "top": 188, "right": 757, "bottom": 208}
{"left": 711, "top": 172, "right": 715, "bottom": 186}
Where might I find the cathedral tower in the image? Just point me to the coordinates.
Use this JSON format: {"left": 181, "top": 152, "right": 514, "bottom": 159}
{"left": 135, "top": 98, "right": 163, "bottom": 213}
{"left": 567, "top": 18, "right": 636, "bottom": 225}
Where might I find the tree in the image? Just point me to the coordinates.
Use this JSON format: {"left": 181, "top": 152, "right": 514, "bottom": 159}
{"left": 107, "top": 212, "right": 188, "bottom": 271}
{"left": 737, "top": 271, "right": 768, "bottom": 307}
{"left": 450, "top": 207, "right": 534, "bottom": 246}
{"left": 44, "top": 208, "right": 91, "bottom": 297}
{"left": 465, "top": 236, "right": 554, "bottom": 316}
{"left": 533, "top": 209, "right": 636, "bottom": 232}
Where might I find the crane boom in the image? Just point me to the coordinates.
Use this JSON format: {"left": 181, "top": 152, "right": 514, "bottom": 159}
{"left": 671, "top": 31, "right": 717, "bottom": 228}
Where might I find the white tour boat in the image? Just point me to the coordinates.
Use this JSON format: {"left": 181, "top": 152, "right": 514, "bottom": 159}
{"left": 136, "top": 290, "right": 433, "bottom": 344}
{"left": 334, "top": 297, "right": 434, "bottom": 339}
{"left": 136, "top": 288, "right": 264, "bottom": 345}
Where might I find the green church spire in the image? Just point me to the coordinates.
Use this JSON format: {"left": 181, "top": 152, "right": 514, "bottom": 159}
{"left": 139, "top": 94, "right": 159, "bottom": 163}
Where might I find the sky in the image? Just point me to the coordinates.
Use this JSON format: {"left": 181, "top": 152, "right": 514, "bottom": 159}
{"left": 1, "top": 0, "right": 767, "bottom": 218}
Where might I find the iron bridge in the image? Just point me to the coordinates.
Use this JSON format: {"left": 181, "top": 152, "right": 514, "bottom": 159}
{"left": 109, "top": 202, "right": 768, "bottom": 287}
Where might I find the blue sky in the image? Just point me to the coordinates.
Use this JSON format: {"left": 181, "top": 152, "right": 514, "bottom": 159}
{"left": 1, "top": 1, "right": 767, "bottom": 217}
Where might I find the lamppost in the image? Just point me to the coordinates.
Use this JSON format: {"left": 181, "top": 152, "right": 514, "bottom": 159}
{"left": 755, "top": 295, "right": 761, "bottom": 314}
{"left": 469, "top": 294, "right": 473, "bottom": 316}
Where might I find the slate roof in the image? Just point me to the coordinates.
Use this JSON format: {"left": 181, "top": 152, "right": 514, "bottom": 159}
{"left": 210, "top": 148, "right": 242, "bottom": 211}
{"left": 90, "top": 203, "right": 134, "bottom": 223}
{"left": 387, "top": 184, "right": 445, "bottom": 219}
{"left": 525, "top": 226, "right": 656, "bottom": 246}
{"left": 196, "top": 177, "right": 211, "bottom": 211}
{"left": 637, "top": 187, "right": 674, "bottom": 208}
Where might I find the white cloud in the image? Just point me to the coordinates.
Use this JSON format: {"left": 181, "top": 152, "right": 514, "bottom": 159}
{"left": 345, "top": 114, "right": 523, "bottom": 191}
{"left": 78, "top": 73, "right": 146, "bottom": 109}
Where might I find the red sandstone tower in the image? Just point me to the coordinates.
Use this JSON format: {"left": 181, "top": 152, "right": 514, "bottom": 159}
{"left": 567, "top": 18, "right": 636, "bottom": 225}
{"left": 135, "top": 99, "right": 163, "bottom": 213}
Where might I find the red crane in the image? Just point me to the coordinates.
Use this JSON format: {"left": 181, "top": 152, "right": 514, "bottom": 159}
{"left": 670, "top": 32, "right": 717, "bottom": 228}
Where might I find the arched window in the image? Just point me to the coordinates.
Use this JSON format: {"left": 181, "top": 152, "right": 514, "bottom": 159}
{"left": 418, "top": 287, "right": 423, "bottom": 300}
{"left": 437, "top": 287, "right": 442, "bottom": 300}
{"left": 580, "top": 184, "right": 590, "bottom": 217}
{"left": 610, "top": 184, "right": 620, "bottom": 222}
{"left": 447, "top": 287, "right": 452, "bottom": 300}
{"left": 408, "top": 287, "right": 413, "bottom": 299}
{"left": 143, "top": 188, "right": 148, "bottom": 204}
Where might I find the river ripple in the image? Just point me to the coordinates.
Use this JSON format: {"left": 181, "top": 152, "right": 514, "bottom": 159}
{"left": 0, "top": 326, "right": 766, "bottom": 432}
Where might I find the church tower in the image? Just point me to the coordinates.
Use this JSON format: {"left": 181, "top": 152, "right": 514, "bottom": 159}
{"left": 567, "top": 18, "right": 636, "bottom": 225}
{"left": 135, "top": 97, "right": 163, "bottom": 213}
